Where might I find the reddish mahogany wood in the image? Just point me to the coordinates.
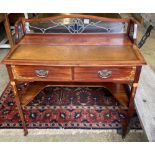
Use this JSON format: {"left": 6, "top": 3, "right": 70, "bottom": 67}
{"left": 74, "top": 67, "right": 136, "bottom": 82}
{"left": 12, "top": 65, "right": 72, "bottom": 81}
{"left": 1, "top": 14, "right": 146, "bottom": 137}
{"left": 19, "top": 34, "right": 132, "bottom": 46}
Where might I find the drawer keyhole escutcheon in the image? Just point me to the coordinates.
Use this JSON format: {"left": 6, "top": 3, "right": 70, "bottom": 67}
{"left": 35, "top": 69, "right": 49, "bottom": 77}
{"left": 98, "top": 70, "right": 112, "bottom": 79}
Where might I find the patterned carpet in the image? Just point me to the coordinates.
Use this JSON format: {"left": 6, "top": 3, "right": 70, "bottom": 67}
{"left": 0, "top": 83, "right": 141, "bottom": 130}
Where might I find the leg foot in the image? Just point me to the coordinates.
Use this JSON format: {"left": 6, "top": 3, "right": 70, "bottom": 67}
{"left": 117, "top": 127, "right": 129, "bottom": 139}
{"left": 24, "top": 129, "right": 28, "bottom": 136}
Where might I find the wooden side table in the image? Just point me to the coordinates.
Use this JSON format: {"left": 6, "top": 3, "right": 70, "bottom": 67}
{"left": 1, "top": 14, "right": 146, "bottom": 138}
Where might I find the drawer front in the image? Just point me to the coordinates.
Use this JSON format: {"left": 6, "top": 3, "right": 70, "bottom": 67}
{"left": 12, "top": 65, "right": 72, "bottom": 81}
{"left": 74, "top": 67, "right": 136, "bottom": 82}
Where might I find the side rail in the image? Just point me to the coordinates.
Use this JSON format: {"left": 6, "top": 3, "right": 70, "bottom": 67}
{"left": 15, "top": 18, "right": 25, "bottom": 44}
{"left": 128, "top": 18, "right": 138, "bottom": 44}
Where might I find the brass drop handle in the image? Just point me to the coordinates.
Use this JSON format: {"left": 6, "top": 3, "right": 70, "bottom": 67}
{"left": 98, "top": 70, "right": 112, "bottom": 79}
{"left": 35, "top": 69, "right": 49, "bottom": 77}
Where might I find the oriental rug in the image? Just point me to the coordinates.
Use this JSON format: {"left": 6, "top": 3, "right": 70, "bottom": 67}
{"left": 0, "top": 83, "right": 141, "bottom": 130}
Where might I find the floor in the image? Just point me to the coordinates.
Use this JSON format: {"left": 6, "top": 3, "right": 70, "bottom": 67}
{"left": 135, "top": 65, "right": 155, "bottom": 141}
{"left": 1, "top": 14, "right": 155, "bottom": 141}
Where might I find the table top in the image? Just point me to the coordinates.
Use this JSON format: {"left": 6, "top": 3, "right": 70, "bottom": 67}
{"left": 3, "top": 43, "right": 146, "bottom": 66}
{"left": 10, "top": 44, "right": 138, "bottom": 61}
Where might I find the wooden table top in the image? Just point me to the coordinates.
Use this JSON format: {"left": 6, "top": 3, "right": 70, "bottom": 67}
{"left": 3, "top": 43, "right": 145, "bottom": 66}
{"left": 10, "top": 44, "right": 138, "bottom": 61}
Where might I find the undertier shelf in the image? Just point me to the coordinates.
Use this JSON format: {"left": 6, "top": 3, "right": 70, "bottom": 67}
{"left": 18, "top": 82, "right": 130, "bottom": 109}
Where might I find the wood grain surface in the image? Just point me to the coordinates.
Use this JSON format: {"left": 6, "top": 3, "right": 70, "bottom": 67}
{"left": 1, "top": 14, "right": 146, "bottom": 137}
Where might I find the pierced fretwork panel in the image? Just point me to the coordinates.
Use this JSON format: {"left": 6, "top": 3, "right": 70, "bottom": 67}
{"left": 25, "top": 18, "right": 128, "bottom": 34}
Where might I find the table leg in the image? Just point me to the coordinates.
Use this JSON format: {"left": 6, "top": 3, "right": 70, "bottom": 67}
{"left": 128, "top": 83, "right": 138, "bottom": 118}
{"left": 10, "top": 81, "right": 28, "bottom": 136}
{"left": 122, "top": 66, "right": 142, "bottom": 138}
{"left": 122, "top": 83, "right": 138, "bottom": 138}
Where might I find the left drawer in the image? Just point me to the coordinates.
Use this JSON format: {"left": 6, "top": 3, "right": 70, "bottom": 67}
{"left": 11, "top": 65, "right": 72, "bottom": 81}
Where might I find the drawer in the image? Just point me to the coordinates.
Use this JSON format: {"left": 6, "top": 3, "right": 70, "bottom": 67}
{"left": 11, "top": 65, "right": 72, "bottom": 81}
{"left": 74, "top": 67, "right": 136, "bottom": 82}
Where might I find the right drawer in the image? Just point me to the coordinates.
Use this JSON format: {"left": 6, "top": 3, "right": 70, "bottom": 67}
{"left": 74, "top": 67, "right": 136, "bottom": 82}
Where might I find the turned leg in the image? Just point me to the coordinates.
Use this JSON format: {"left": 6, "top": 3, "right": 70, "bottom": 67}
{"left": 10, "top": 81, "right": 28, "bottom": 136}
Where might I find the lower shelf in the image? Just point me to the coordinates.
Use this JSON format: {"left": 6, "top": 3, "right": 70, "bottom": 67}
{"left": 19, "top": 82, "right": 130, "bottom": 108}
